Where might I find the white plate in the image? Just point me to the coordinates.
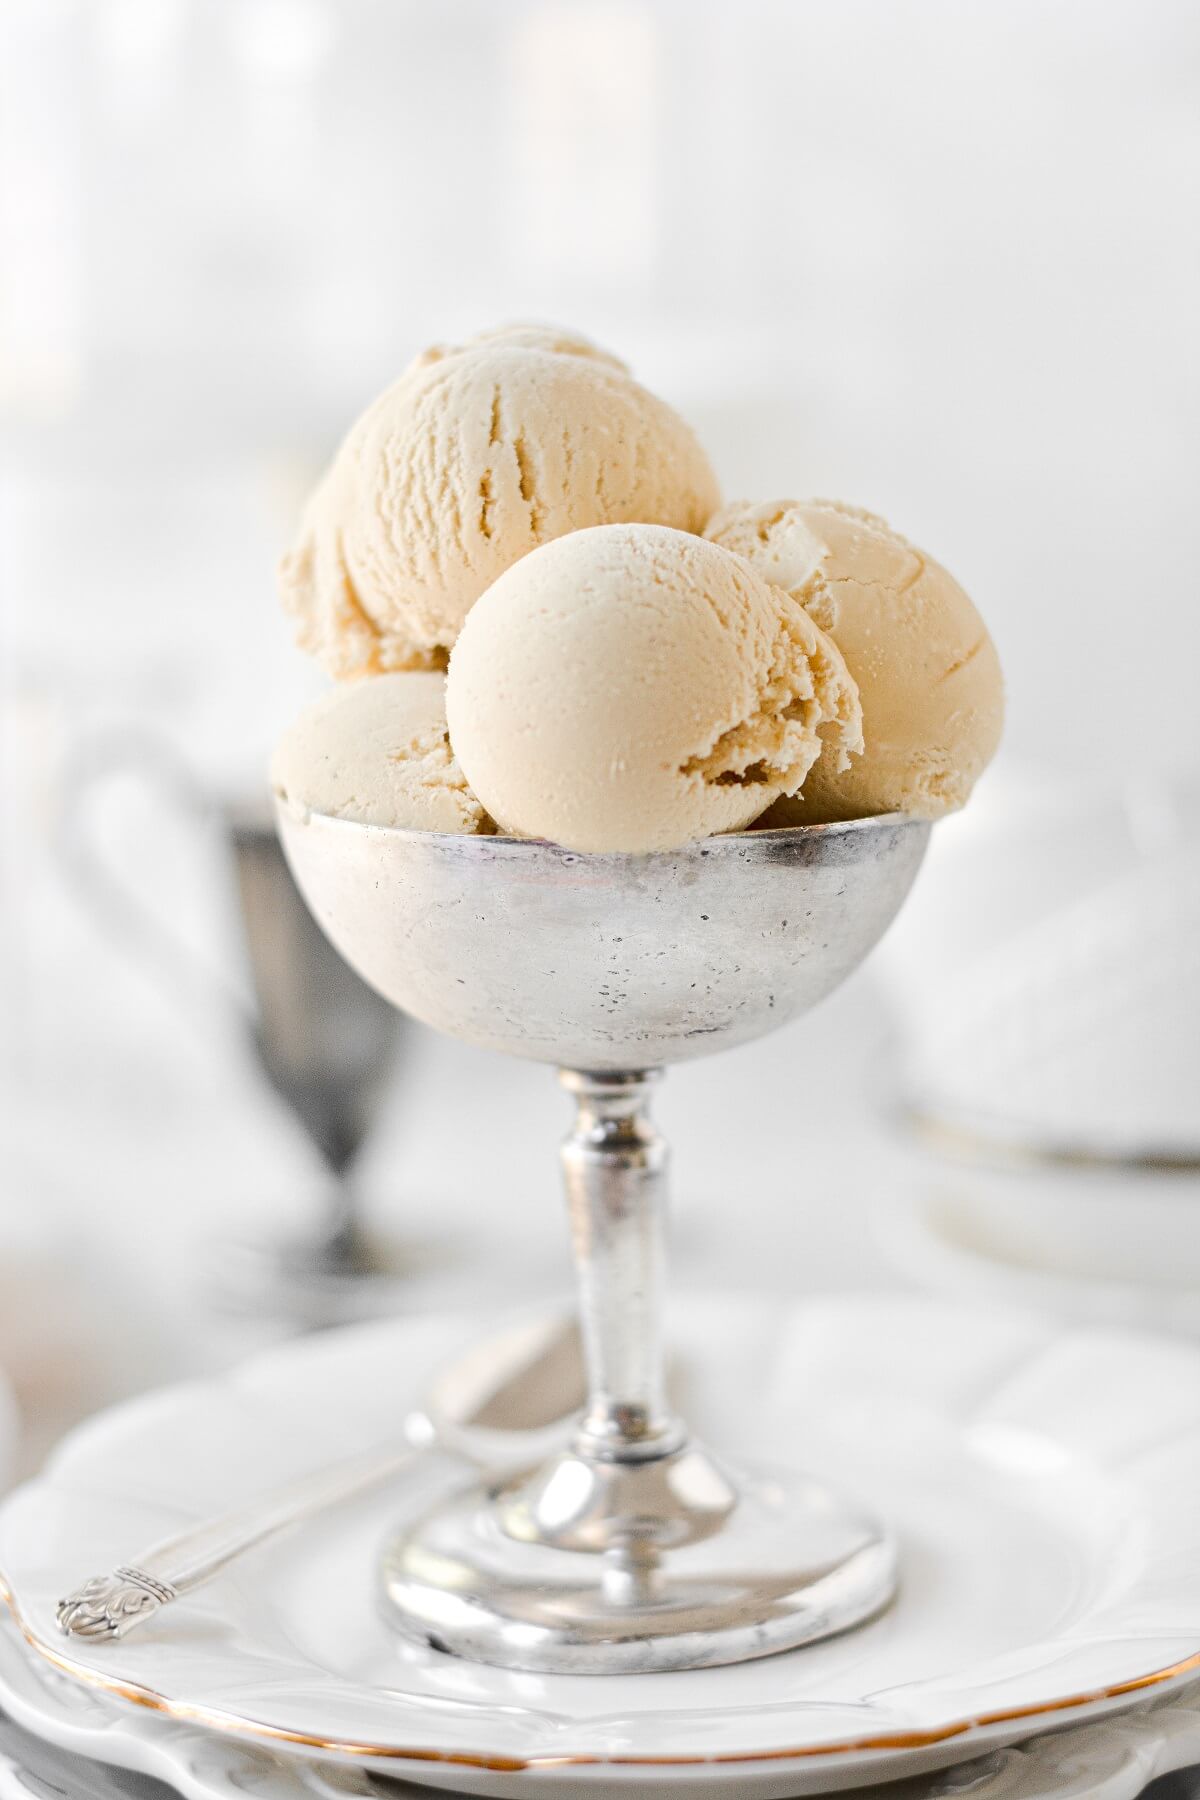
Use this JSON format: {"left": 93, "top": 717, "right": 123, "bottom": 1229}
{"left": 3, "top": 1618, "right": 1200, "bottom": 1800}
{"left": 0, "top": 1614, "right": 408, "bottom": 1800}
{"left": 3, "top": 1297, "right": 1200, "bottom": 1799}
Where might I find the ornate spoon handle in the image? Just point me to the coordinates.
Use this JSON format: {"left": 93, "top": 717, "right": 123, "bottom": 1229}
{"left": 55, "top": 1439, "right": 415, "bottom": 1642}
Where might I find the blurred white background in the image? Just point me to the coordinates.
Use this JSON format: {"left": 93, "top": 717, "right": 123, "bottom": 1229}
{"left": 1, "top": 0, "right": 1198, "bottom": 1470}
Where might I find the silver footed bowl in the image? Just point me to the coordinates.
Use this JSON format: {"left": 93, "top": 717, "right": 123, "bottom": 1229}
{"left": 276, "top": 813, "right": 929, "bottom": 1070}
{"left": 277, "top": 806, "right": 930, "bottom": 1676}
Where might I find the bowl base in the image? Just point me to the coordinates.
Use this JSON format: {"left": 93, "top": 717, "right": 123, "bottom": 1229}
{"left": 380, "top": 1443, "right": 896, "bottom": 1674}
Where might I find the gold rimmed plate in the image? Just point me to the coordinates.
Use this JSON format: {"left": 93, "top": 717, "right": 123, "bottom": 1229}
{"left": 3, "top": 1296, "right": 1200, "bottom": 1798}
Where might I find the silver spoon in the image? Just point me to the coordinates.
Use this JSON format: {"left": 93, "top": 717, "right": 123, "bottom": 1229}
{"left": 55, "top": 1313, "right": 583, "bottom": 1643}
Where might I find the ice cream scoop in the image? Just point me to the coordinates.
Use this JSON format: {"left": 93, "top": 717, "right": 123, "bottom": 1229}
{"left": 279, "top": 325, "right": 720, "bottom": 679}
{"left": 271, "top": 672, "right": 492, "bottom": 834}
{"left": 706, "top": 499, "right": 1003, "bottom": 822}
{"left": 445, "top": 523, "right": 861, "bottom": 853}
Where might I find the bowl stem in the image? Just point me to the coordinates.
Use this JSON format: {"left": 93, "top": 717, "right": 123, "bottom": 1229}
{"left": 558, "top": 1069, "right": 685, "bottom": 1462}
{"left": 379, "top": 1063, "right": 897, "bottom": 1670}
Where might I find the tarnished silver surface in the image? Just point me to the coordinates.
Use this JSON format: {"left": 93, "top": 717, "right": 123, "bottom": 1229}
{"left": 380, "top": 1066, "right": 897, "bottom": 1671}
{"left": 278, "top": 811, "right": 930, "bottom": 1673}
{"left": 560, "top": 1072, "right": 681, "bottom": 1461}
{"left": 383, "top": 1451, "right": 897, "bottom": 1675}
{"left": 275, "top": 813, "right": 929, "bottom": 1070}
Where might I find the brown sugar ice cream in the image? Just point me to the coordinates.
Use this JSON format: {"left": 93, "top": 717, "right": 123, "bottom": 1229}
{"left": 445, "top": 523, "right": 862, "bottom": 853}
{"left": 706, "top": 499, "right": 1003, "bottom": 822}
{"left": 279, "top": 325, "right": 721, "bottom": 680}
{"left": 271, "top": 671, "right": 492, "bottom": 834}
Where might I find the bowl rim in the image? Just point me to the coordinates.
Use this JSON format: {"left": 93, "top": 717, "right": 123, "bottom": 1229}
{"left": 276, "top": 803, "right": 930, "bottom": 855}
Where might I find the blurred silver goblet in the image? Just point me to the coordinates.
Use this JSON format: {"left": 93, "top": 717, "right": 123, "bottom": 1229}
{"left": 59, "top": 731, "right": 405, "bottom": 1325}
{"left": 219, "top": 803, "right": 405, "bottom": 1321}
{"left": 278, "top": 808, "right": 929, "bottom": 1673}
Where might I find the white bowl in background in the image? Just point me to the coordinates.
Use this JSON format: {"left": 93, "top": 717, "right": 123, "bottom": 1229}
{"left": 875, "top": 768, "right": 1200, "bottom": 1163}
{"left": 878, "top": 1164, "right": 1200, "bottom": 1336}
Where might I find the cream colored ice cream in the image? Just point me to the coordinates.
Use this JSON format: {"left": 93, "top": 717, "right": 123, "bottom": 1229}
{"left": 279, "top": 325, "right": 721, "bottom": 679}
{"left": 445, "top": 524, "right": 862, "bottom": 853}
{"left": 706, "top": 499, "right": 1003, "bottom": 822}
{"left": 271, "top": 672, "right": 492, "bottom": 834}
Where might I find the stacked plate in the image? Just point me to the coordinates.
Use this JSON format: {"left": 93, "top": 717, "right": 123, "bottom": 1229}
{"left": 3, "top": 1296, "right": 1200, "bottom": 1800}
{"left": 870, "top": 769, "right": 1200, "bottom": 1347}
{"left": 879, "top": 1164, "right": 1200, "bottom": 1337}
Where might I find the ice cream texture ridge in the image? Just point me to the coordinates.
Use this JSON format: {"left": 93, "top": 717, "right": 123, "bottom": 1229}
{"left": 706, "top": 499, "right": 1004, "bottom": 824}
{"left": 279, "top": 322, "right": 720, "bottom": 679}
{"left": 276, "top": 321, "right": 1003, "bottom": 851}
